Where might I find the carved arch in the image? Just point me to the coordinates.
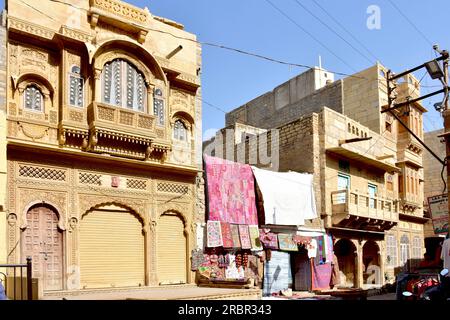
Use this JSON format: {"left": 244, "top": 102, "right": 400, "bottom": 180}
{"left": 170, "top": 111, "right": 194, "bottom": 129}
{"left": 157, "top": 202, "right": 192, "bottom": 234}
{"left": 14, "top": 72, "right": 54, "bottom": 99}
{"left": 90, "top": 39, "right": 167, "bottom": 84}
{"left": 80, "top": 200, "right": 146, "bottom": 226}
{"left": 21, "top": 200, "right": 65, "bottom": 231}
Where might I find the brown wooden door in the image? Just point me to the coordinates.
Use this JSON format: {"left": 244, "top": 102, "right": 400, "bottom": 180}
{"left": 22, "top": 205, "right": 63, "bottom": 291}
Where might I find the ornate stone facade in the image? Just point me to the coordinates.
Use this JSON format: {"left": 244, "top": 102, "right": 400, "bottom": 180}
{"left": 3, "top": 0, "right": 203, "bottom": 295}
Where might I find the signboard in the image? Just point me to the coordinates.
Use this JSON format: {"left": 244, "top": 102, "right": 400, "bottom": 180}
{"left": 427, "top": 194, "right": 449, "bottom": 235}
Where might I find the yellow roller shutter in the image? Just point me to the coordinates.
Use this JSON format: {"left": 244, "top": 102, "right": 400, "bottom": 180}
{"left": 80, "top": 206, "right": 145, "bottom": 288}
{"left": 157, "top": 214, "right": 187, "bottom": 284}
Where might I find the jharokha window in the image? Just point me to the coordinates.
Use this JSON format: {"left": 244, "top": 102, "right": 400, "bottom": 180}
{"left": 24, "top": 85, "right": 43, "bottom": 112}
{"left": 102, "top": 59, "right": 146, "bottom": 112}
{"left": 69, "top": 66, "right": 84, "bottom": 107}
{"left": 174, "top": 120, "right": 187, "bottom": 141}
{"left": 153, "top": 88, "right": 164, "bottom": 125}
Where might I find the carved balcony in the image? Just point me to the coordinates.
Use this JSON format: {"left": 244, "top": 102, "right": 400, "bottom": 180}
{"left": 331, "top": 189, "right": 398, "bottom": 231}
{"left": 86, "top": 102, "right": 170, "bottom": 161}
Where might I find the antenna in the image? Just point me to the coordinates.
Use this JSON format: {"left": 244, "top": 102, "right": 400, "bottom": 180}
{"left": 319, "top": 55, "right": 322, "bottom": 70}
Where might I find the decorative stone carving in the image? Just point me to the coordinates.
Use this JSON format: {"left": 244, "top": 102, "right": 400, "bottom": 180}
{"left": 17, "top": 123, "right": 49, "bottom": 141}
{"left": 69, "top": 217, "right": 78, "bottom": 233}
{"left": 7, "top": 213, "right": 17, "bottom": 227}
{"left": 90, "top": 0, "right": 149, "bottom": 24}
{"left": 78, "top": 193, "right": 146, "bottom": 224}
{"left": 8, "top": 17, "right": 55, "bottom": 40}
{"left": 18, "top": 189, "right": 68, "bottom": 231}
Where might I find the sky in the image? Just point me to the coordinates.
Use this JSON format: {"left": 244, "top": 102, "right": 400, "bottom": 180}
{"left": 2, "top": 0, "right": 449, "bottom": 140}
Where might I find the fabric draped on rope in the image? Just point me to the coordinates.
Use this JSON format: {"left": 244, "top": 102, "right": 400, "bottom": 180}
{"left": 259, "top": 229, "right": 279, "bottom": 249}
{"left": 230, "top": 223, "right": 241, "bottom": 248}
{"left": 206, "top": 220, "right": 223, "bottom": 248}
{"left": 311, "top": 261, "right": 332, "bottom": 290}
{"left": 238, "top": 224, "right": 252, "bottom": 249}
{"left": 220, "top": 222, "right": 234, "bottom": 248}
{"left": 251, "top": 166, "right": 317, "bottom": 226}
{"left": 248, "top": 225, "right": 263, "bottom": 250}
{"left": 204, "top": 155, "right": 258, "bottom": 225}
{"left": 277, "top": 233, "right": 298, "bottom": 252}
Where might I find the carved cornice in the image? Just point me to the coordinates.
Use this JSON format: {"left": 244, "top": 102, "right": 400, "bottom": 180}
{"left": 90, "top": 0, "right": 149, "bottom": 25}
{"left": 59, "top": 26, "right": 93, "bottom": 43}
{"left": 8, "top": 17, "right": 55, "bottom": 40}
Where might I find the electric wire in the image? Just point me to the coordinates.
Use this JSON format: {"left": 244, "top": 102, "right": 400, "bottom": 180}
{"left": 293, "top": 0, "right": 374, "bottom": 65}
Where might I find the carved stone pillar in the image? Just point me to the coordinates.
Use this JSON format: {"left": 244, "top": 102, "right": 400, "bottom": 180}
{"left": 93, "top": 68, "right": 102, "bottom": 102}
{"left": 148, "top": 220, "right": 158, "bottom": 285}
{"left": 142, "top": 224, "right": 150, "bottom": 286}
{"left": 146, "top": 82, "right": 154, "bottom": 115}
{"left": 353, "top": 240, "right": 365, "bottom": 289}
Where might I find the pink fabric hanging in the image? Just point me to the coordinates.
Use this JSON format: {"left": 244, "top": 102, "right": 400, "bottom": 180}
{"left": 204, "top": 155, "right": 258, "bottom": 225}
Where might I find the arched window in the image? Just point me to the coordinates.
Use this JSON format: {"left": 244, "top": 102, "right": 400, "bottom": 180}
{"left": 24, "top": 85, "right": 43, "bottom": 111}
{"left": 102, "top": 59, "right": 146, "bottom": 111}
{"left": 153, "top": 88, "right": 164, "bottom": 125}
{"left": 174, "top": 120, "right": 187, "bottom": 141}
{"left": 69, "top": 66, "right": 84, "bottom": 107}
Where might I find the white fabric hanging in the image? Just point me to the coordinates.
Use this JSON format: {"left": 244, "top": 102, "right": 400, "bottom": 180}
{"left": 252, "top": 167, "right": 317, "bottom": 226}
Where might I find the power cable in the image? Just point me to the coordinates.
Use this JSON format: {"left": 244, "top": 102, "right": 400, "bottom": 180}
{"left": 293, "top": 0, "right": 374, "bottom": 65}
{"left": 310, "top": 0, "right": 380, "bottom": 62}
{"left": 386, "top": 0, "right": 434, "bottom": 47}
{"left": 263, "top": 0, "right": 357, "bottom": 72}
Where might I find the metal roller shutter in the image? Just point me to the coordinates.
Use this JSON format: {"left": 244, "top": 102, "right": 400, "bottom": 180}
{"left": 79, "top": 206, "right": 145, "bottom": 288}
{"left": 157, "top": 214, "right": 187, "bottom": 284}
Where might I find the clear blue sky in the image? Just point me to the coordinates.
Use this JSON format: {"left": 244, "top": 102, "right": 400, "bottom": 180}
{"left": 2, "top": 0, "right": 449, "bottom": 139}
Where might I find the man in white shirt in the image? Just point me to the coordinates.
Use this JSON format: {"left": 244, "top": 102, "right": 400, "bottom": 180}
{"left": 441, "top": 236, "right": 450, "bottom": 271}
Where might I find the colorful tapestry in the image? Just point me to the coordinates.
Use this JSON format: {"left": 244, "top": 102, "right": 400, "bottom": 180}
{"left": 230, "top": 224, "right": 241, "bottom": 248}
{"left": 278, "top": 233, "right": 298, "bottom": 252}
{"left": 191, "top": 249, "right": 205, "bottom": 271}
{"left": 206, "top": 220, "right": 223, "bottom": 248}
{"left": 204, "top": 155, "right": 258, "bottom": 225}
{"left": 311, "top": 262, "right": 332, "bottom": 290}
{"left": 238, "top": 224, "right": 252, "bottom": 249}
{"left": 259, "top": 229, "right": 279, "bottom": 249}
{"left": 221, "top": 222, "right": 234, "bottom": 248}
{"left": 249, "top": 225, "right": 263, "bottom": 250}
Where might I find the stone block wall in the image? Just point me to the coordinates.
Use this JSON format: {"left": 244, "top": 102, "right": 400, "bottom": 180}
{"left": 0, "top": 10, "right": 7, "bottom": 263}
{"left": 225, "top": 77, "right": 343, "bottom": 129}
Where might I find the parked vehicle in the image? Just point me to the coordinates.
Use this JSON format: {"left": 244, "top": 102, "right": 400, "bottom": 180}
{"left": 402, "top": 269, "right": 449, "bottom": 301}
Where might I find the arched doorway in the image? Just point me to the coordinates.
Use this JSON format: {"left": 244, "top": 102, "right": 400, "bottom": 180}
{"left": 362, "top": 241, "right": 381, "bottom": 286}
{"left": 21, "top": 204, "right": 63, "bottom": 291}
{"left": 157, "top": 212, "right": 187, "bottom": 285}
{"left": 334, "top": 239, "right": 356, "bottom": 288}
{"left": 79, "top": 204, "right": 145, "bottom": 289}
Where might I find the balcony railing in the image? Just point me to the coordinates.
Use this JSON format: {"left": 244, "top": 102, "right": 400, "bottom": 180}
{"left": 87, "top": 102, "right": 156, "bottom": 139}
{"left": 331, "top": 189, "right": 398, "bottom": 222}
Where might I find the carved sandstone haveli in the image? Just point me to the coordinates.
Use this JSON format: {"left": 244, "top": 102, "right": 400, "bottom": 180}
{"left": 4, "top": 0, "right": 203, "bottom": 294}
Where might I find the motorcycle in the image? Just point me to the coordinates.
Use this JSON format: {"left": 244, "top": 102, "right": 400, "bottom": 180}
{"left": 403, "top": 269, "right": 449, "bottom": 301}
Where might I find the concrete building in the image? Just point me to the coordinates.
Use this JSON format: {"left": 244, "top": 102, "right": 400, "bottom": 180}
{"left": 207, "top": 63, "right": 428, "bottom": 288}
{"left": 2, "top": 0, "right": 203, "bottom": 297}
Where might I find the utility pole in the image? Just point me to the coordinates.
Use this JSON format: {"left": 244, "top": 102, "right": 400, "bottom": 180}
{"left": 383, "top": 46, "right": 450, "bottom": 235}
{"left": 439, "top": 48, "right": 450, "bottom": 235}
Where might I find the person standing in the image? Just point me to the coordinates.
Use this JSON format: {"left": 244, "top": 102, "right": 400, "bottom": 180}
{"left": 441, "top": 234, "right": 450, "bottom": 271}
{"left": 330, "top": 253, "right": 340, "bottom": 289}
